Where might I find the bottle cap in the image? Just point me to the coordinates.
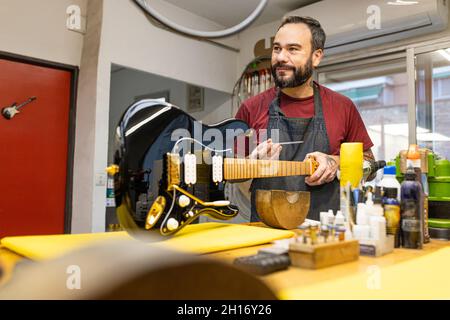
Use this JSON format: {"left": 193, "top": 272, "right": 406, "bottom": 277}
{"left": 404, "top": 166, "right": 416, "bottom": 180}
{"left": 407, "top": 144, "right": 420, "bottom": 160}
{"left": 383, "top": 165, "right": 396, "bottom": 175}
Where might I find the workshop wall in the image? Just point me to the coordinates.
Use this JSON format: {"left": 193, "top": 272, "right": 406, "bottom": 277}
{"left": 71, "top": 0, "right": 104, "bottom": 234}
{"left": 0, "top": 0, "right": 87, "bottom": 66}
{"left": 72, "top": 0, "right": 240, "bottom": 233}
{"left": 102, "top": 0, "right": 239, "bottom": 93}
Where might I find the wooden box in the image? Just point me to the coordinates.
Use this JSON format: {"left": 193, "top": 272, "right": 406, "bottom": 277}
{"left": 289, "top": 240, "right": 360, "bottom": 269}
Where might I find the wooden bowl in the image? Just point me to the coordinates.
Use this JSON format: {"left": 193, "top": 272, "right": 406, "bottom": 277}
{"left": 255, "top": 190, "right": 310, "bottom": 229}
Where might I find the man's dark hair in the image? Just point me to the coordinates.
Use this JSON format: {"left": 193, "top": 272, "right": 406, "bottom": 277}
{"left": 278, "top": 16, "right": 326, "bottom": 52}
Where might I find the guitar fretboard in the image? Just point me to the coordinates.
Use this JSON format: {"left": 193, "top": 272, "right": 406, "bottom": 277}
{"left": 223, "top": 158, "right": 315, "bottom": 180}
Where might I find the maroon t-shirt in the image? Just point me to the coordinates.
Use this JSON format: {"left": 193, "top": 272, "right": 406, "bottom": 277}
{"left": 235, "top": 84, "right": 373, "bottom": 155}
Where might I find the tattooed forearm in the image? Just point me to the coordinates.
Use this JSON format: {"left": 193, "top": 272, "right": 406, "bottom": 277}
{"left": 364, "top": 149, "right": 375, "bottom": 162}
{"left": 326, "top": 155, "right": 338, "bottom": 169}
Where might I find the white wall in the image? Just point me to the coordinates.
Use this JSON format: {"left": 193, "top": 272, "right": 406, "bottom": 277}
{"left": 102, "top": 0, "right": 238, "bottom": 93}
{"left": 71, "top": 0, "right": 104, "bottom": 233}
{"left": 0, "top": 0, "right": 87, "bottom": 66}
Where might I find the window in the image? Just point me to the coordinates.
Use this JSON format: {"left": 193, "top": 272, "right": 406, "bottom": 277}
{"left": 416, "top": 49, "right": 450, "bottom": 159}
{"left": 318, "top": 59, "right": 409, "bottom": 162}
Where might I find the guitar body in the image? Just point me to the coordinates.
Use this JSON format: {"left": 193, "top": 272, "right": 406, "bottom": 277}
{"left": 113, "top": 99, "right": 249, "bottom": 236}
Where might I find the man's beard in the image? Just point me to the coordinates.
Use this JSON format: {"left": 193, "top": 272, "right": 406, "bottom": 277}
{"left": 271, "top": 57, "right": 313, "bottom": 88}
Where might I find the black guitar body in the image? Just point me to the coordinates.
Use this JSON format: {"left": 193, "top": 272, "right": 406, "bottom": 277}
{"left": 113, "top": 99, "right": 249, "bottom": 236}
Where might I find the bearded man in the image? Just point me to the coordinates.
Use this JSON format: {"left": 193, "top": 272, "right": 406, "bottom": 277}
{"left": 235, "top": 16, "right": 375, "bottom": 221}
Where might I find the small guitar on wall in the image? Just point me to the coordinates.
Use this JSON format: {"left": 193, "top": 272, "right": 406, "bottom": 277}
{"left": 2, "top": 96, "right": 37, "bottom": 120}
{"left": 110, "top": 99, "right": 318, "bottom": 237}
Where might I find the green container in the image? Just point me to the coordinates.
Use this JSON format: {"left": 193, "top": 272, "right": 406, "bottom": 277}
{"left": 428, "top": 218, "right": 450, "bottom": 229}
{"left": 428, "top": 159, "right": 450, "bottom": 201}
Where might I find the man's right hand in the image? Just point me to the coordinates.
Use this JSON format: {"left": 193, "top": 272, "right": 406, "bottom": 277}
{"left": 249, "top": 139, "right": 282, "bottom": 160}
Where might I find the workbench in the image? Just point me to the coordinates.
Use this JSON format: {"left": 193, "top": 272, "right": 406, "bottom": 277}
{"left": 0, "top": 224, "right": 449, "bottom": 300}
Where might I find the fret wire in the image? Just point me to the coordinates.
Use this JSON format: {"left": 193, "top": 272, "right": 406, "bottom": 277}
{"left": 237, "top": 158, "right": 240, "bottom": 179}
{"left": 244, "top": 158, "right": 247, "bottom": 179}
{"left": 238, "top": 159, "right": 241, "bottom": 179}
{"left": 252, "top": 159, "right": 255, "bottom": 178}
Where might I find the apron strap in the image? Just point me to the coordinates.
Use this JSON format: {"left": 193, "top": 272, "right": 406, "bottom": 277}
{"left": 269, "top": 82, "right": 325, "bottom": 119}
{"left": 313, "top": 81, "right": 325, "bottom": 119}
{"left": 268, "top": 88, "right": 283, "bottom": 117}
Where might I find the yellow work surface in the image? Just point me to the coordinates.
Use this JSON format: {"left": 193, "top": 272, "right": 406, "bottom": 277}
{"left": 279, "top": 246, "right": 450, "bottom": 300}
{"left": 209, "top": 239, "right": 450, "bottom": 300}
{"left": 0, "top": 222, "right": 295, "bottom": 261}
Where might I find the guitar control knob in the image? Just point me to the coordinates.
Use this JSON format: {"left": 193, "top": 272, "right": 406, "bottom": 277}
{"left": 178, "top": 195, "right": 191, "bottom": 208}
{"left": 188, "top": 211, "right": 194, "bottom": 218}
{"left": 167, "top": 218, "right": 179, "bottom": 231}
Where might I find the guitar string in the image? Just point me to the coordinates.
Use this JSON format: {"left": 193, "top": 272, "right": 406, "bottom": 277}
{"left": 171, "top": 137, "right": 304, "bottom": 154}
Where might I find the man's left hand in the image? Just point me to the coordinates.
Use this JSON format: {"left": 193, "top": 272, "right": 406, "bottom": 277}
{"left": 305, "top": 152, "right": 339, "bottom": 186}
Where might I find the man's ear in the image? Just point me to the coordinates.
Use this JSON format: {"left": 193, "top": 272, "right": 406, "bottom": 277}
{"left": 312, "top": 49, "right": 324, "bottom": 68}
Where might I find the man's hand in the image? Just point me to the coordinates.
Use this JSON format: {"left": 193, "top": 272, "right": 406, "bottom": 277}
{"left": 249, "top": 139, "right": 282, "bottom": 160}
{"left": 305, "top": 152, "right": 339, "bottom": 186}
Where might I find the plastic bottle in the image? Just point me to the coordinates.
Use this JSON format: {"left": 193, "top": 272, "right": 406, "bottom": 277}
{"left": 400, "top": 166, "right": 423, "bottom": 249}
{"left": 320, "top": 211, "right": 329, "bottom": 226}
{"left": 369, "top": 215, "right": 387, "bottom": 242}
{"left": 383, "top": 187, "right": 401, "bottom": 248}
{"left": 365, "top": 191, "right": 384, "bottom": 217}
{"left": 334, "top": 210, "right": 345, "bottom": 228}
{"left": 327, "top": 210, "right": 335, "bottom": 226}
{"left": 378, "top": 165, "right": 401, "bottom": 202}
{"left": 356, "top": 202, "right": 368, "bottom": 225}
{"left": 406, "top": 144, "right": 428, "bottom": 244}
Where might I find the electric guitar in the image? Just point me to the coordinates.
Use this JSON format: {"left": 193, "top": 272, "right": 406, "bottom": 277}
{"left": 111, "top": 99, "right": 318, "bottom": 236}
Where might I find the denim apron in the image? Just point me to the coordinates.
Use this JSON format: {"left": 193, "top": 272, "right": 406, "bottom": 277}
{"left": 250, "top": 83, "right": 340, "bottom": 222}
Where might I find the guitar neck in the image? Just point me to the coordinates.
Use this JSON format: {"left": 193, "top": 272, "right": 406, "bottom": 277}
{"left": 223, "top": 158, "right": 317, "bottom": 180}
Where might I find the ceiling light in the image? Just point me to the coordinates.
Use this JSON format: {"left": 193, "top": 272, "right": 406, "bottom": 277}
{"left": 387, "top": 0, "right": 419, "bottom": 5}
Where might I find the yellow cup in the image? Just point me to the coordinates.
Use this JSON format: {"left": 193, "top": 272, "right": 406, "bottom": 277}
{"left": 340, "top": 142, "right": 363, "bottom": 188}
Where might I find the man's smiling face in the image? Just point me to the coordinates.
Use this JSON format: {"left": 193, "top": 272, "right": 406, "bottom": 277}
{"left": 271, "top": 23, "right": 321, "bottom": 88}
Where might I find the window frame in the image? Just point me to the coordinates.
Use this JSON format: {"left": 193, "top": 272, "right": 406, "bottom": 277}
{"left": 315, "top": 38, "right": 450, "bottom": 149}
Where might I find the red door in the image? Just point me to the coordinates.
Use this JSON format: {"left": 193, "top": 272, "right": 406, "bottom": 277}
{"left": 0, "top": 58, "right": 73, "bottom": 237}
